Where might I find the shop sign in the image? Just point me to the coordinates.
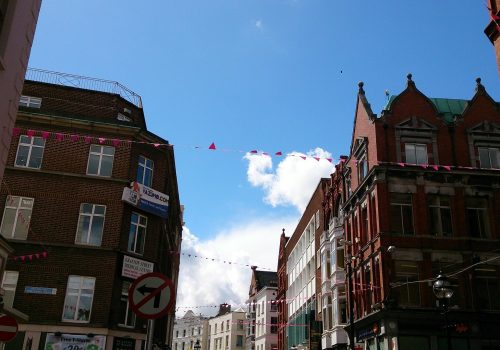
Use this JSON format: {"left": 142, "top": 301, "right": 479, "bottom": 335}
{"left": 45, "top": 333, "right": 106, "bottom": 350}
{"left": 24, "top": 286, "right": 57, "bottom": 295}
{"left": 356, "top": 322, "right": 380, "bottom": 341}
{"left": 113, "top": 337, "right": 135, "bottom": 350}
{"left": 122, "top": 181, "right": 169, "bottom": 218}
{"left": 122, "top": 255, "right": 154, "bottom": 279}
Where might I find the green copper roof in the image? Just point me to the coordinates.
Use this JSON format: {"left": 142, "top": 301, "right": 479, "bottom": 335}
{"left": 385, "top": 96, "right": 468, "bottom": 123}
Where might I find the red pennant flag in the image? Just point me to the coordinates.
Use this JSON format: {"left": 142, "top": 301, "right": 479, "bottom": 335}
{"left": 112, "top": 139, "right": 121, "bottom": 147}
{"left": 275, "top": 151, "right": 282, "bottom": 156}
{"left": 250, "top": 150, "right": 258, "bottom": 154}
{"left": 71, "top": 135, "right": 79, "bottom": 142}
{"left": 314, "top": 157, "right": 320, "bottom": 162}
{"left": 27, "top": 130, "right": 35, "bottom": 137}
{"left": 84, "top": 136, "right": 92, "bottom": 143}
{"left": 326, "top": 158, "right": 333, "bottom": 163}
{"left": 42, "top": 251, "right": 47, "bottom": 258}
{"left": 56, "top": 133, "right": 64, "bottom": 141}
{"left": 432, "top": 165, "right": 439, "bottom": 171}
{"left": 153, "top": 143, "right": 161, "bottom": 148}
{"left": 41, "top": 131, "right": 50, "bottom": 140}
{"left": 28, "top": 255, "right": 33, "bottom": 261}
{"left": 35, "top": 253, "right": 40, "bottom": 259}
{"left": 98, "top": 137, "right": 106, "bottom": 144}
{"left": 209, "top": 142, "right": 216, "bottom": 150}
{"left": 420, "top": 164, "right": 428, "bottom": 169}
{"left": 263, "top": 152, "right": 269, "bottom": 156}
{"left": 20, "top": 256, "right": 25, "bottom": 262}
{"left": 12, "top": 128, "right": 21, "bottom": 137}
{"left": 300, "top": 156, "right": 306, "bottom": 160}
{"left": 397, "top": 163, "right": 405, "bottom": 167}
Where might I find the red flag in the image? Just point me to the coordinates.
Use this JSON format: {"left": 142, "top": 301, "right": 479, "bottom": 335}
{"left": 84, "top": 136, "right": 92, "bottom": 143}
{"left": 275, "top": 151, "right": 282, "bottom": 156}
{"left": 314, "top": 157, "right": 320, "bottom": 162}
{"left": 41, "top": 131, "right": 50, "bottom": 140}
{"left": 71, "top": 135, "right": 79, "bottom": 142}
{"left": 42, "top": 251, "right": 47, "bottom": 258}
{"left": 20, "top": 256, "right": 25, "bottom": 262}
{"left": 112, "top": 139, "right": 121, "bottom": 147}
{"left": 153, "top": 143, "right": 161, "bottom": 148}
{"left": 98, "top": 137, "right": 106, "bottom": 144}
{"left": 56, "top": 133, "right": 64, "bottom": 141}
{"left": 420, "top": 164, "right": 428, "bottom": 169}
{"left": 209, "top": 142, "right": 216, "bottom": 150}
{"left": 397, "top": 163, "right": 405, "bottom": 167}
{"left": 250, "top": 150, "right": 258, "bottom": 154}
{"left": 27, "top": 130, "right": 35, "bottom": 137}
{"left": 326, "top": 158, "right": 333, "bottom": 163}
{"left": 443, "top": 165, "right": 451, "bottom": 171}
{"left": 12, "top": 128, "right": 21, "bottom": 137}
{"left": 300, "top": 156, "right": 306, "bottom": 160}
{"left": 432, "top": 165, "right": 439, "bottom": 171}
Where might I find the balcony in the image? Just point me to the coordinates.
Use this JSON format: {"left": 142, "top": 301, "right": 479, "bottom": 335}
{"left": 25, "top": 68, "right": 143, "bottom": 108}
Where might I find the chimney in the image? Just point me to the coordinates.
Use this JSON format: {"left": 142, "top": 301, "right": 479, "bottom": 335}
{"left": 217, "top": 303, "right": 231, "bottom": 316}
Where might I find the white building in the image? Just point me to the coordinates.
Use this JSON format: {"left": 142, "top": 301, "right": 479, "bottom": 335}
{"left": 246, "top": 267, "right": 278, "bottom": 350}
{"left": 208, "top": 304, "right": 246, "bottom": 350}
{"left": 173, "top": 310, "right": 209, "bottom": 350}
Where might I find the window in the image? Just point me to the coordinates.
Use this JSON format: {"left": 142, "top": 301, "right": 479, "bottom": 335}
{"left": 428, "top": 196, "right": 452, "bottom": 236}
{"left": 1, "top": 271, "right": 18, "bottom": 308}
{"left": 479, "top": 147, "right": 499, "bottom": 169}
{"left": 405, "top": 143, "right": 427, "bottom": 165}
{"left": 393, "top": 261, "right": 420, "bottom": 306}
{"left": 225, "top": 335, "right": 229, "bottom": 349}
{"left": 15, "top": 135, "right": 45, "bottom": 169}
{"left": 390, "top": 193, "right": 414, "bottom": 235}
{"left": 119, "top": 281, "right": 135, "bottom": 327}
{"left": 338, "top": 296, "right": 347, "bottom": 324}
{"left": 270, "top": 300, "right": 277, "bottom": 312}
{"left": 226, "top": 320, "right": 230, "bottom": 331}
{"left": 62, "top": 276, "right": 95, "bottom": 322}
{"left": 87, "top": 145, "right": 115, "bottom": 177}
{"left": 466, "top": 197, "right": 491, "bottom": 238}
{"left": 271, "top": 316, "right": 278, "bottom": 333}
{"left": 75, "top": 204, "right": 106, "bottom": 246}
{"left": 176, "top": 331, "right": 179, "bottom": 338}
{"left": 128, "top": 212, "right": 147, "bottom": 254}
{"left": 476, "top": 266, "right": 500, "bottom": 310}
{"left": 0, "top": 196, "right": 33, "bottom": 240}
{"left": 137, "top": 155, "right": 154, "bottom": 187}
{"left": 358, "top": 156, "right": 368, "bottom": 182}
{"left": 19, "top": 95, "right": 42, "bottom": 108}
{"left": 221, "top": 321, "right": 224, "bottom": 332}
{"left": 236, "top": 335, "right": 243, "bottom": 347}
{"left": 237, "top": 319, "right": 244, "bottom": 330}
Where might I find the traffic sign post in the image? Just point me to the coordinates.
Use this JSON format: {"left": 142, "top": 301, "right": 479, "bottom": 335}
{"left": 128, "top": 272, "right": 176, "bottom": 319}
{"left": 0, "top": 315, "right": 18, "bottom": 343}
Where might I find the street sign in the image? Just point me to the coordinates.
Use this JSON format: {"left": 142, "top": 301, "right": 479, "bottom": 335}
{"left": 128, "top": 272, "right": 175, "bottom": 319}
{"left": 0, "top": 315, "right": 18, "bottom": 342}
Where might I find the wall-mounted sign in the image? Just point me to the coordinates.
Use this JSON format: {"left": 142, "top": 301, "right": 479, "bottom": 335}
{"left": 45, "top": 333, "right": 106, "bottom": 350}
{"left": 122, "top": 255, "right": 154, "bottom": 280}
{"left": 356, "top": 322, "right": 380, "bottom": 341}
{"left": 113, "top": 337, "right": 135, "bottom": 350}
{"left": 122, "top": 182, "right": 169, "bottom": 218}
{"left": 24, "top": 286, "right": 57, "bottom": 295}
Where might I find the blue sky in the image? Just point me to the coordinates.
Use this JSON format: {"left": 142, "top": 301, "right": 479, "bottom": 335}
{"left": 28, "top": 0, "right": 500, "bottom": 313}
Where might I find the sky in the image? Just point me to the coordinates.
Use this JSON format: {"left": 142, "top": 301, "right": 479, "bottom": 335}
{"left": 28, "top": 0, "right": 500, "bottom": 317}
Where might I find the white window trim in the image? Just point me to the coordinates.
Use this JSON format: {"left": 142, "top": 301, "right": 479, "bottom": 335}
{"left": 128, "top": 212, "right": 147, "bottom": 255}
{"left": 19, "top": 95, "right": 42, "bottom": 108}
{"left": 118, "top": 281, "right": 136, "bottom": 328}
{"left": 15, "top": 135, "right": 45, "bottom": 169}
{"left": 0, "top": 196, "right": 34, "bottom": 240}
{"left": 75, "top": 204, "right": 106, "bottom": 246}
{"left": 478, "top": 147, "right": 499, "bottom": 169}
{"left": 86, "top": 144, "right": 115, "bottom": 177}
{"left": 405, "top": 143, "right": 428, "bottom": 165}
{"left": 1, "top": 271, "right": 19, "bottom": 308}
{"left": 138, "top": 155, "right": 154, "bottom": 187}
{"left": 62, "top": 275, "right": 96, "bottom": 323}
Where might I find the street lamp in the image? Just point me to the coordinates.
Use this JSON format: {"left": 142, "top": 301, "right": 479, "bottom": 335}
{"left": 194, "top": 339, "right": 201, "bottom": 350}
{"left": 432, "top": 274, "right": 454, "bottom": 350}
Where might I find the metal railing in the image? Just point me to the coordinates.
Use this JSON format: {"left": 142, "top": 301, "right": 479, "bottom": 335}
{"left": 25, "top": 68, "right": 143, "bottom": 108}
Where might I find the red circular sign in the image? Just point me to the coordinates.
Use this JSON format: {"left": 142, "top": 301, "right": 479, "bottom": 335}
{"left": 0, "top": 315, "right": 18, "bottom": 342}
{"left": 128, "top": 272, "right": 176, "bottom": 319}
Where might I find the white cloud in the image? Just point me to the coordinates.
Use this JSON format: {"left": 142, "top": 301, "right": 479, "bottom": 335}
{"left": 176, "top": 219, "right": 297, "bottom": 317}
{"left": 244, "top": 148, "right": 335, "bottom": 212}
{"left": 255, "top": 20, "right": 263, "bottom": 30}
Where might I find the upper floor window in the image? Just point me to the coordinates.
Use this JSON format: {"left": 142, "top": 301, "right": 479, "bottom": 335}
{"left": 405, "top": 143, "right": 427, "bottom": 165}
{"left": 15, "top": 135, "right": 45, "bottom": 169}
{"left": 0, "top": 196, "right": 33, "bottom": 240}
{"left": 270, "top": 301, "right": 277, "bottom": 312}
{"left": 87, "top": 145, "right": 115, "bottom": 177}
{"left": 1, "top": 270, "right": 18, "bottom": 308}
{"left": 237, "top": 319, "right": 244, "bottom": 330}
{"left": 270, "top": 317, "right": 278, "bottom": 334}
{"left": 137, "top": 155, "right": 154, "bottom": 187}
{"left": 428, "top": 195, "right": 452, "bottom": 237}
{"left": 357, "top": 156, "right": 368, "bottom": 182}
{"left": 128, "top": 212, "right": 147, "bottom": 255}
{"left": 466, "top": 197, "right": 491, "bottom": 239}
{"left": 19, "top": 95, "right": 42, "bottom": 108}
{"left": 475, "top": 266, "right": 500, "bottom": 310}
{"left": 75, "top": 204, "right": 106, "bottom": 246}
{"left": 393, "top": 261, "right": 420, "bottom": 307}
{"left": 119, "top": 281, "right": 136, "bottom": 327}
{"left": 479, "top": 147, "right": 499, "bottom": 169}
{"left": 390, "top": 193, "right": 414, "bottom": 235}
{"left": 236, "top": 335, "right": 244, "bottom": 347}
{"left": 62, "top": 275, "right": 95, "bottom": 322}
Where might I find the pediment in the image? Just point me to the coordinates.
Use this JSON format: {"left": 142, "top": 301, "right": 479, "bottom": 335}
{"left": 467, "top": 121, "right": 500, "bottom": 134}
{"left": 396, "top": 116, "right": 437, "bottom": 130}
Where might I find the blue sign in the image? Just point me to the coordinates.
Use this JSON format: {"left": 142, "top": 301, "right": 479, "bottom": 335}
{"left": 24, "top": 286, "right": 57, "bottom": 295}
{"left": 122, "top": 182, "right": 169, "bottom": 219}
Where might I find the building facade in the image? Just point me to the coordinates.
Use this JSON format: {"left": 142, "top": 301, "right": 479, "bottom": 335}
{"left": 277, "top": 231, "right": 289, "bottom": 350}
{"left": 0, "top": 70, "right": 183, "bottom": 350}
{"left": 173, "top": 310, "right": 209, "bottom": 350}
{"left": 246, "top": 266, "right": 278, "bottom": 350}
{"left": 207, "top": 305, "right": 246, "bottom": 350}
{"left": 485, "top": 0, "right": 500, "bottom": 76}
{"left": 328, "top": 75, "right": 500, "bottom": 350}
{"left": 0, "top": 0, "right": 42, "bottom": 184}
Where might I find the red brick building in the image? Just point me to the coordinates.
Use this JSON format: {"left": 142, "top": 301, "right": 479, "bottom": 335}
{"left": 485, "top": 0, "right": 500, "bottom": 76}
{"left": 0, "top": 70, "right": 182, "bottom": 350}
{"left": 324, "top": 75, "right": 500, "bottom": 349}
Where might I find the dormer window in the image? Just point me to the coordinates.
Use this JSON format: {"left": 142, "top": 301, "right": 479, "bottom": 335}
{"left": 405, "top": 143, "right": 428, "bottom": 165}
{"left": 117, "top": 113, "right": 132, "bottom": 122}
{"left": 19, "top": 95, "right": 42, "bottom": 108}
{"left": 478, "top": 147, "right": 499, "bottom": 169}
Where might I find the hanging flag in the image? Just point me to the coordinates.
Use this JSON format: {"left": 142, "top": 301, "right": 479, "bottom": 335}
{"left": 209, "top": 142, "right": 216, "bottom": 150}
{"left": 250, "top": 150, "right": 258, "bottom": 154}
{"left": 56, "top": 133, "right": 64, "bottom": 141}
{"left": 275, "top": 151, "right": 282, "bottom": 156}
{"left": 42, "top": 131, "right": 50, "bottom": 140}
{"left": 71, "top": 135, "right": 79, "bottom": 142}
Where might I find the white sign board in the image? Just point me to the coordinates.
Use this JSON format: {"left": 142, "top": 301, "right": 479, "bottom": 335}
{"left": 45, "top": 333, "right": 106, "bottom": 350}
{"left": 122, "top": 255, "right": 154, "bottom": 280}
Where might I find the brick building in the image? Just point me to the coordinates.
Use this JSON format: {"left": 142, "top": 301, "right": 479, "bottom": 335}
{"left": 0, "top": 69, "right": 183, "bottom": 349}
{"left": 0, "top": 0, "right": 42, "bottom": 187}
{"left": 485, "top": 0, "right": 500, "bottom": 76}
{"left": 322, "top": 75, "right": 500, "bottom": 349}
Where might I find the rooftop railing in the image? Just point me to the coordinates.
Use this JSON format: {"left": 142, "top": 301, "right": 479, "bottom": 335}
{"left": 25, "top": 68, "right": 143, "bottom": 108}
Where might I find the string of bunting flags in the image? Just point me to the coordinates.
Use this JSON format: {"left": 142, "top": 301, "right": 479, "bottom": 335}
{"left": 172, "top": 251, "right": 274, "bottom": 271}
{"left": 487, "top": 2, "right": 500, "bottom": 32}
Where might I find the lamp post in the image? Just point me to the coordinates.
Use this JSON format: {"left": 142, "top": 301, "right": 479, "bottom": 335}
{"left": 432, "top": 274, "right": 454, "bottom": 350}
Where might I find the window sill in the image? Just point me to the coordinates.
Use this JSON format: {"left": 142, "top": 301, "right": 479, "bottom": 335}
{"left": 118, "top": 324, "right": 136, "bottom": 329}
{"left": 61, "top": 319, "right": 91, "bottom": 324}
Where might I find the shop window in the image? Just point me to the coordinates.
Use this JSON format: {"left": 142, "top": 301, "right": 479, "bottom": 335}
{"left": 393, "top": 261, "right": 420, "bottom": 307}
{"left": 75, "top": 203, "right": 106, "bottom": 246}
{"left": 137, "top": 155, "right": 154, "bottom": 187}
{"left": 0, "top": 196, "right": 33, "bottom": 240}
{"left": 466, "top": 197, "right": 491, "bottom": 238}
{"left": 405, "top": 143, "right": 428, "bottom": 165}
{"left": 428, "top": 195, "right": 453, "bottom": 236}
{"left": 479, "top": 147, "right": 499, "bottom": 169}
{"left": 390, "top": 193, "right": 414, "bottom": 235}
{"left": 87, "top": 145, "right": 115, "bottom": 177}
{"left": 128, "top": 212, "right": 147, "bottom": 254}
{"left": 62, "top": 275, "right": 95, "bottom": 322}
{"left": 15, "top": 135, "right": 45, "bottom": 169}
{"left": 1, "top": 271, "right": 18, "bottom": 308}
{"left": 119, "top": 281, "right": 136, "bottom": 327}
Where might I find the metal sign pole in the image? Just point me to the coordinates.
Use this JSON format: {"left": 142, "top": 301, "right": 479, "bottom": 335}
{"left": 146, "top": 319, "right": 155, "bottom": 350}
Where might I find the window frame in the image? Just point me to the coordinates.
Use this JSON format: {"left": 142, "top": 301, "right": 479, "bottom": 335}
{"left": 75, "top": 203, "right": 106, "bottom": 246}
{"left": 62, "top": 275, "right": 96, "bottom": 323}
{"left": 428, "top": 195, "right": 453, "bottom": 237}
{"left": 86, "top": 144, "right": 115, "bottom": 177}
{"left": 394, "top": 261, "right": 421, "bottom": 307}
{"left": 19, "top": 95, "right": 42, "bottom": 108}
{"left": 0, "top": 196, "right": 34, "bottom": 240}
{"left": 128, "top": 212, "right": 148, "bottom": 255}
{"left": 137, "top": 155, "right": 154, "bottom": 187}
{"left": 15, "top": 135, "right": 45, "bottom": 169}
{"left": 466, "top": 197, "right": 491, "bottom": 239}
{"left": 119, "top": 280, "right": 136, "bottom": 327}
{"left": 1, "top": 270, "right": 18, "bottom": 308}
{"left": 405, "top": 143, "right": 428, "bottom": 165}
{"left": 390, "top": 193, "right": 414, "bottom": 235}
{"left": 478, "top": 147, "right": 499, "bottom": 169}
